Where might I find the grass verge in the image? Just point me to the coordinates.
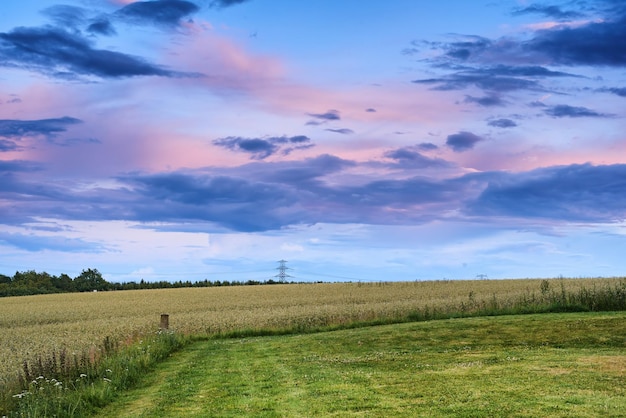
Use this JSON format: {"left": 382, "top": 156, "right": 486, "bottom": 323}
{"left": 94, "top": 312, "right": 626, "bottom": 417}
{"left": 4, "top": 331, "right": 190, "bottom": 417}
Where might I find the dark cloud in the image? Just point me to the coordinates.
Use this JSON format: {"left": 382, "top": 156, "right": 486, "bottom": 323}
{"left": 543, "top": 104, "right": 611, "bottom": 118}
{"left": 411, "top": 7, "right": 626, "bottom": 116}
{"left": 213, "top": 135, "right": 314, "bottom": 159}
{"left": 224, "top": 162, "right": 470, "bottom": 226}
{"left": 214, "top": 137, "right": 277, "bottom": 159}
{"left": 127, "top": 173, "right": 283, "bottom": 205}
{"left": 115, "top": 0, "right": 200, "bottom": 27}
{"left": 0, "top": 172, "right": 72, "bottom": 202}
{"left": 87, "top": 17, "right": 117, "bottom": 36}
{"left": 523, "top": 14, "right": 626, "bottom": 66}
{"left": 463, "top": 94, "right": 506, "bottom": 107}
{"left": 287, "top": 135, "right": 311, "bottom": 144}
{"left": 4, "top": 153, "right": 625, "bottom": 232}
{"left": 599, "top": 87, "right": 626, "bottom": 97}
{"left": 0, "top": 140, "right": 20, "bottom": 152}
{"left": 446, "top": 131, "right": 483, "bottom": 152}
{"left": 512, "top": 4, "right": 584, "bottom": 19}
{"left": 341, "top": 177, "right": 469, "bottom": 221}
{"left": 427, "top": 12, "right": 626, "bottom": 68}
{"left": 0, "top": 151, "right": 465, "bottom": 231}
{"left": 0, "top": 117, "right": 98, "bottom": 150}
{"left": 439, "top": 35, "right": 492, "bottom": 62}
{"left": 383, "top": 145, "right": 452, "bottom": 169}
{"left": 41, "top": 4, "right": 117, "bottom": 36}
{"left": 414, "top": 73, "right": 539, "bottom": 92}
{"left": 365, "top": 108, "right": 377, "bottom": 112}
{"left": 488, "top": 118, "right": 517, "bottom": 128}
{"left": 307, "top": 110, "right": 340, "bottom": 121}
{"left": 488, "top": 65, "right": 577, "bottom": 78}
{"left": 0, "top": 171, "right": 135, "bottom": 227}
{"left": 468, "top": 163, "right": 626, "bottom": 222}
{"left": 43, "top": 1, "right": 198, "bottom": 35}
{"left": 282, "top": 145, "right": 315, "bottom": 156}
{"left": 0, "top": 117, "right": 82, "bottom": 139}
{"left": 413, "top": 65, "right": 575, "bottom": 93}
{"left": 120, "top": 172, "right": 296, "bottom": 231}
{"left": 446, "top": 48, "right": 471, "bottom": 60}
{"left": 0, "top": 160, "right": 44, "bottom": 172}
{"left": 252, "top": 154, "right": 356, "bottom": 185}
{"left": 41, "top": 5, "right": 88, "bottom": 29}
{"left": 210, "top": 0, "right": 251, "bottom": 9}
{"left": 0, "top": 26, "right": 186, "bottom": 79}
{"left": 418, "top": 142, "right": 439, "bottom": 151}
{"left": 325, "top": 128, "right": 354, "bottom": 135}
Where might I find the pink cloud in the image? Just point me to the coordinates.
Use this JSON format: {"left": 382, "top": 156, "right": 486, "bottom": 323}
{"left": 522, "top": 19, "right": 604, "bottom": 31}
{"left": 169, "top": 24, "right": 458, "bottom": 128}
{"left": 0, "top": 76, "right": 279, "bottom": 174}
{"left": 453, "top": 134, "right": 626, "bottom": 174}
{"left": 5, "top": 21, "right": 574, "bottom": 178}
{"left": 107, "top": 0, "right": 137, "bottom": 5}
{"left": 173, "top": 25, "right": 286, "bottom": 91}
{"left": 0, "top": 83, "right": 82, "bottom": 120}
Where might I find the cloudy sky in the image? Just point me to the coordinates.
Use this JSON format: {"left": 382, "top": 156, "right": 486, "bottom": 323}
{"left": 1, "top": 0, "right": 625, "bottom": 282}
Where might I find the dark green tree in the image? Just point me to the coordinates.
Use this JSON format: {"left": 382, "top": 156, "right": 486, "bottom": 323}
{"left": 12, "top": 270, "right": 55, "bottom": 294}
{"left": 0, "top": 274, "right": 11, "bottom": 284}
{"left": 74, "top": 268, "right": 109, "bottom": 292}
{"left": 52, "top": 273, "right": 75, "bottom": 292}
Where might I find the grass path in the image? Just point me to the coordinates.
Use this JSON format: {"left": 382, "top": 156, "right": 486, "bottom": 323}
{"left": 94, "top": 312, "right": 626, "bottom": 417}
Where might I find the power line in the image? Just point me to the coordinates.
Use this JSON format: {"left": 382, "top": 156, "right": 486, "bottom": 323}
{"left": 296, "top": 270, "right": 368, "bottom": 282}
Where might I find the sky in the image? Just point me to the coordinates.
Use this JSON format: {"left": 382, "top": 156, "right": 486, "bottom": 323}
{"left": 1, "top": 0, "right": 626, "bottom": 283}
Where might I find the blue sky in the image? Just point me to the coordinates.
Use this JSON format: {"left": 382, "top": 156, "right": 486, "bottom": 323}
{"left": 1, "top": 0, "right": 626, "bottom": 282}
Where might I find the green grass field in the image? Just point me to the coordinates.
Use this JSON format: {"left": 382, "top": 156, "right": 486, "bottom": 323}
{"left": 94, "top": 312, "right": 626, "bottom": 417}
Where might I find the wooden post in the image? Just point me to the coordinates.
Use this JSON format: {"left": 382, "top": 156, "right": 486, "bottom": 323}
{"left": 160, "top": 314, "right": 169, "bottom": 330}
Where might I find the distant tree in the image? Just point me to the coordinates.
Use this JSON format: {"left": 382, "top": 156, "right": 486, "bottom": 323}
{"left": 74, "top": 268, "right": 109, "bottom": 292}
{"left": 52, "top": 273, "right": 75, "bottom": 292}
{"left": 1, "top": 267, "right": 304, "bottom": 297}
{"left": 0, "top": 282, "right": 11, "bottom": 297}
{"left": 12, "top": 270, "right": 56, "bottom": 294}
{"left": 121, "top": 281, "right": 139, "bottom": 290}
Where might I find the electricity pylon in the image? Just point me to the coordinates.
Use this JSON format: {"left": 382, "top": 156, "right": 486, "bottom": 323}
{"left": 275, "top": 259, "right": 293, "bottom": 283}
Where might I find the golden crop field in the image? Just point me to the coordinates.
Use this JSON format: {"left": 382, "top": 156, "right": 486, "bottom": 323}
{"left": 0, "top": 278, "right": 620, "bottom": 387}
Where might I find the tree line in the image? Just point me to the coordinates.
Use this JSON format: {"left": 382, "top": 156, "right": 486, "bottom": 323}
{"left": 0, "top": 269, "right": 293, "bottom": 297}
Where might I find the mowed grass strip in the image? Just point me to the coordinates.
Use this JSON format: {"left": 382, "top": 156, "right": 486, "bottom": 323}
{"left": 95, "top": 312, "right": 626, "bottom": 418}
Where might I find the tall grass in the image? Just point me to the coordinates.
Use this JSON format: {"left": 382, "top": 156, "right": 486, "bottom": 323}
{"left": 3, "top": 331, "right": 189, "bottom": 417}
{"left": 414, "top": 278, "right": 626, "bottom": 320}
{"left": 1, "top": 277, "right": 625, "bottom": 416}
